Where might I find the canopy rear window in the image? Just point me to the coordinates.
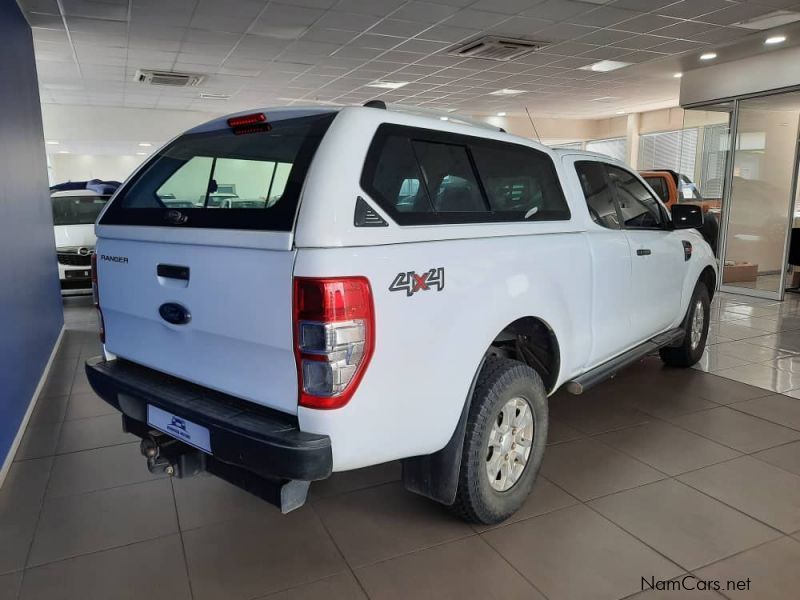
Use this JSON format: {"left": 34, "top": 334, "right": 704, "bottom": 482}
{"left": 100, "top": 112, "right": 335, "bottom": 230}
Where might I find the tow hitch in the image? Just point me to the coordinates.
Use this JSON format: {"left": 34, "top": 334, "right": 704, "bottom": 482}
{"left": 139, "top": 432, "right": 206, "bottom": 478}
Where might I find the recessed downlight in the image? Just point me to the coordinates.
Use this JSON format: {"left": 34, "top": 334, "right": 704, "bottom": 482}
{"left": 489, "top": 88, "right": 526, "bottom": 96}
{"left": 700, "top": 52, "right": 717, "bottom": 60}
{"left": 496, "top": 111, "right": 507, "bottom": 117}
{"left": 136, "top": 152, "right": 147, "bottom": 155}
{"left": 57, "top": 150, "right": 69, "bottom": 154}
{"left": 579, "top": 60, "right": 632, "bottom": 72}
{"left": 138, "top": 142, "right": 152, "bottom": 147}
{"left": 45, "top": 140, "right": 59, "bottom": 145}
{"left": 439, "top": 116, "right": 449, "bottom": 121}
{"left": 765, "top": 35, "right": 786, "bottom": 45}
{"left": 673, "top": 72, "right": 683, "bottom": 78}
{"left": 366, "top": 81, "right": 408, "bottom": 89}
{"left": 616, "top": 110, "right": 626, "bottom": 115}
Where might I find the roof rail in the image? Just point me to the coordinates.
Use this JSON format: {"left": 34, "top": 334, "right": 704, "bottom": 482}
{"left": 362, "top": 101, "right": 503, "bottom": 133}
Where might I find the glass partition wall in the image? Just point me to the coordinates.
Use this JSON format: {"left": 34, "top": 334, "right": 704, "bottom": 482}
{"left": 683, "top": 90, "right": 800, "bottom": 300}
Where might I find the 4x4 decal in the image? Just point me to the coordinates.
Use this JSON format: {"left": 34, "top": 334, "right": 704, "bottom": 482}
{"left": 389, "top": 267, "right": 445, "bottom": 297}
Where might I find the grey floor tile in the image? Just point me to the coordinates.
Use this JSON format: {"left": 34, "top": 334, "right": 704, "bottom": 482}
{"left": 678, "top": 457, "right": 800, "bottom": 534}
{"left": 0, "top": 457, "right": 52, "bottom": 505}
{"left": 473, "top": 476, "right": 578, "bottom": 532}
{"left": 39, "top": 373, "right": 75, "bottom": 399}
{"left": 64, "top": 390, "right": 117, "bottom": 420}
{"left": 668, "top": 407, "right": 800, "bottom": 453}
{"left": 693, "top": 350, "right": 751, "bottom": 373}
{"left": 713, "top": 363, "right": 800, "bottom": 394}
{"left": 20, "top": 534, "right": 191, "bottom": 600}
{"left": 0, "top": 572, "right": 21, "bottom": 600}
{"left": 753, "top": 441, "right": 800, "bottom": 476}
{"left": 173, "top": 473, "right": 277, "bottom": 531}
{"left": 0, "top": 503, "right": 39, "bottom": 575}
{"left": 13, "top": 422, "right": 62, "bottom": 460}
{"left": 547, "top": 418, "right": 585, "bottom": 444}
{"left": 355, "top": 536, "right": 541, "bottom": 600}
{"left": 548, "top": 390, "right": 653, "bottom": 435}
{"left": 747, "top": 331, "right": 800, "bottom": 353}
{"left": 627, "top": 585, "right": 726, "bottom": 599}
{"left": 314, "top": 482, "right": 473, "bottom": 568}
{"left": 714, "top": 341, "right": 793, "bottom": 364}
{"left": 28, "top": 395, "right": 69, "bottom": 426}
{"left": 540, "top": 437, "right": 664, "bottom": 501}
{"left": 28, "top": 478, "right": 178, "bottom": 566}
{"left": 482, "top": 504, "right": 682, "bottom": 600}
{"left": 589, "top": 479, "right": 780, "bottom": 570}
{"left": 46, "top": 442, "right": 162, "bottom": 498}
{"left": 678, "top": 372, "right": 773, "bottom": 405}
{"left": 598, "top": 421, "right": 740, "bottom": 476}
{"left": 694, "top": 537, "right": 800, "bottom": 600}
{"left": 55, "top": 413, "right": 135, "bottom": 454}
{"left": 731, "top": 394, "right": 800, "bottom": 430}
{"left": 309, "top": 461, "right": 401, "bottom": 502}
{"left": 182, "top": 508, "right": 347, "bottom": 600}
{"left": 620, "top": 386, "right": 720, "bottom": 419}
{"left": 260, "top": 573, "right": 367, "bottom": 600}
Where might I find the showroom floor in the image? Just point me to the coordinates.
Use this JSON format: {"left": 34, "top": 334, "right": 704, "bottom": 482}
{"left": 3, "top": 294, "right": 800, "bottom": 600}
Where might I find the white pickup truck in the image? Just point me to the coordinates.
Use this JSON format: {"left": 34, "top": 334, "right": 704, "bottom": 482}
{"left": 86, "top": 105, "right": 716, "bottom": 524}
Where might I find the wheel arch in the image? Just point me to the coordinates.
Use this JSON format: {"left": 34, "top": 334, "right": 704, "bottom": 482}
{"left": 698, "top": 265, "right": 716, "bottom": 301}
{"left": 486, "top": 316, "right": 561, "bottom": 394}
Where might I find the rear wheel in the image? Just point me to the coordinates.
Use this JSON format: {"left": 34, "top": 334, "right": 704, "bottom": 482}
{"left": 450, "top": 357, "right": 548, "bottom": 524}
{"left": 660, "top": 283, "right": 710, "bottom": 367}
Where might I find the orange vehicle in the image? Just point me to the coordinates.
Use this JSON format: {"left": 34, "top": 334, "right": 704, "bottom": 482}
{"left": 640, "top": 169, "right": 721, "bottom": 254}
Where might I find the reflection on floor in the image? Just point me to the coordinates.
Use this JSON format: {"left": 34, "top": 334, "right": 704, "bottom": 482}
{"left": 724, "top": 272, "right": 782, "bottom": 293}
{"left": 2, "top": 294, "right": 800, "bottom": 599}
{"left": 699, "top": 290, "right": 800, "bottom": 396}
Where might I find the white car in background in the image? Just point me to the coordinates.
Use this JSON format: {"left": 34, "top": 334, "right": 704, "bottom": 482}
{"left": 52, "top": 189, "right": 111, "bottom": 294}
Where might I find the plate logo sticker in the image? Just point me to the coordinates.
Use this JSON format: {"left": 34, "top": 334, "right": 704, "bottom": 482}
{"left": 389, "top": 267, "right": 445, "bottom": 297}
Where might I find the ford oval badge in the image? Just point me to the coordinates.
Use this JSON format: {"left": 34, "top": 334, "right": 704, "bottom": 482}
{"left": 159, "top": 302, "right": 191, "bottom": 325}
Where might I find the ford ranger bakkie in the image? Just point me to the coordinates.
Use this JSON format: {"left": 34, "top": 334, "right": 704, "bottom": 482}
{"left": 86, "top": 105, "right": 716, "bottom": 524}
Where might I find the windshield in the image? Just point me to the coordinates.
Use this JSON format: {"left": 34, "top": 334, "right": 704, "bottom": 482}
{"left": 52, "top": 195, "right": 109, "bottom": 226}
{"left": 100, "top": 112, "right": 335, "bottom": 230}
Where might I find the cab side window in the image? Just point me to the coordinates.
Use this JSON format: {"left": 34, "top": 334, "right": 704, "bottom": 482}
{"left": 411, "top": 141, "right": 486, "bottom": 212}
{"left": 575, "top": 161, "right": 620, "bottom": 229}
{"left": 362, "top": 123, "right": 570, "bottom": 225}
{"left": 607, "top": 166, "right": 665, "bottom": 229}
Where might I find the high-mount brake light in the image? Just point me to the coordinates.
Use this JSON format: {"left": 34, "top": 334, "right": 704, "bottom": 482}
{"left": 293, "top": 277, "right": 374, "bottom": 410}
{"left": 227, "top": 112, "right": 271, "bottom": 134}
{"left": 91, "top": 254, "right": 105, "bottom": 343}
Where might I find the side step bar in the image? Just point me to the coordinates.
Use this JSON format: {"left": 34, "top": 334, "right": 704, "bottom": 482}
{"left": 565, "top": 328, "right": 685, "bottom": 395}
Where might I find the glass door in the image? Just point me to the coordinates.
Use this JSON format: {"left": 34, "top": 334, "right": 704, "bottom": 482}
{"left": 721, "top": 92, "right": 800, "bottom": 299}
{"left": 681, "top": 103, "right": 735, "bottom": 259}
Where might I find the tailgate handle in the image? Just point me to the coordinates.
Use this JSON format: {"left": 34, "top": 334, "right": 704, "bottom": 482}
{"left": 157, "top": 264, "right": 190, "bottom": 281}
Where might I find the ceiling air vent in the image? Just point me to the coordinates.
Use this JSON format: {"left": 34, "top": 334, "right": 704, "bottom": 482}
{"left": 135, "top": 69, "right": 204, "bottom": 87}
{"left": 449, "top": 36, "right": 545, "bottom": 62}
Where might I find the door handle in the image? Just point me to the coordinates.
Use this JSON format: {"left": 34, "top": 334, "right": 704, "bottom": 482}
{"left": 157, "top": 264, "right": 190, "bottom": 280}
{"left": 636, "top": 249, "right": 652, "bottom": 256}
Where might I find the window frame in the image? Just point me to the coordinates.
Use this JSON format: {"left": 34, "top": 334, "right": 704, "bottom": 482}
{"left": 605, "top": 164, "right": 671, "bottom": 231}
{"left": 574, "top": 160, "right": 625, "bottom": 231}
{"left": 360, "top": 123, "right": 570, "bottom": 226}
{"left": 99, "top": 113, "right": 335, "bottom": 231}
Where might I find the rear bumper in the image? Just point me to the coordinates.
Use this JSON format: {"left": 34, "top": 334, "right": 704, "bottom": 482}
{"left": 84, "top": 356, "right": 332, "bottom": 482}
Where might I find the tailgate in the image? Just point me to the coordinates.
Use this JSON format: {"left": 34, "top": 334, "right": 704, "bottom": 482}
{"left": 98, "top": 235, "right": 298, "bottom": 413}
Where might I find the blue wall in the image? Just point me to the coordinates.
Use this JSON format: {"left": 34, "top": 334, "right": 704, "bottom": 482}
{"left": 0, "top": 0, "right": 64, "bottom": 466}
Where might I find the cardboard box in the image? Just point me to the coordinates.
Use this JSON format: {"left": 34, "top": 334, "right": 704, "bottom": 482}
{"left": 722, "top": 262, "right": 758, "bottom": 283}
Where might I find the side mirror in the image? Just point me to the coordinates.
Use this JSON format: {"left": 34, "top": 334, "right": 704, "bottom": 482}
{"left": 671, "top": 203, "right": 704, "bottom": 230}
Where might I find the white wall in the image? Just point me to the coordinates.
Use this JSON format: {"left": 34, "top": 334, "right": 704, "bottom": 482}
{"left": 50, "top": 154, "right": 145, "bottom": 183}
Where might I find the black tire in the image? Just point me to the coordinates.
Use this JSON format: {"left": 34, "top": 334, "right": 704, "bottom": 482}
{"left": 450, "top": 357, "right": 548, "bottom": 525}
{"left": 659, "top": 283, "right": 710, "bottom": 368}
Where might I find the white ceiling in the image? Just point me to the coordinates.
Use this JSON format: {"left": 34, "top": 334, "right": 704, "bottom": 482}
{"left": 22, "top": 0, "right": 800, "bottom": 124}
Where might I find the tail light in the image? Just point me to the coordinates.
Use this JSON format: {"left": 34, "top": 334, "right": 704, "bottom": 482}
{"left": 91, "top": 254, "right": 105, "bottom": 343}
{"left": 293, "top": 277, "right": 374, "bottom": 409}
